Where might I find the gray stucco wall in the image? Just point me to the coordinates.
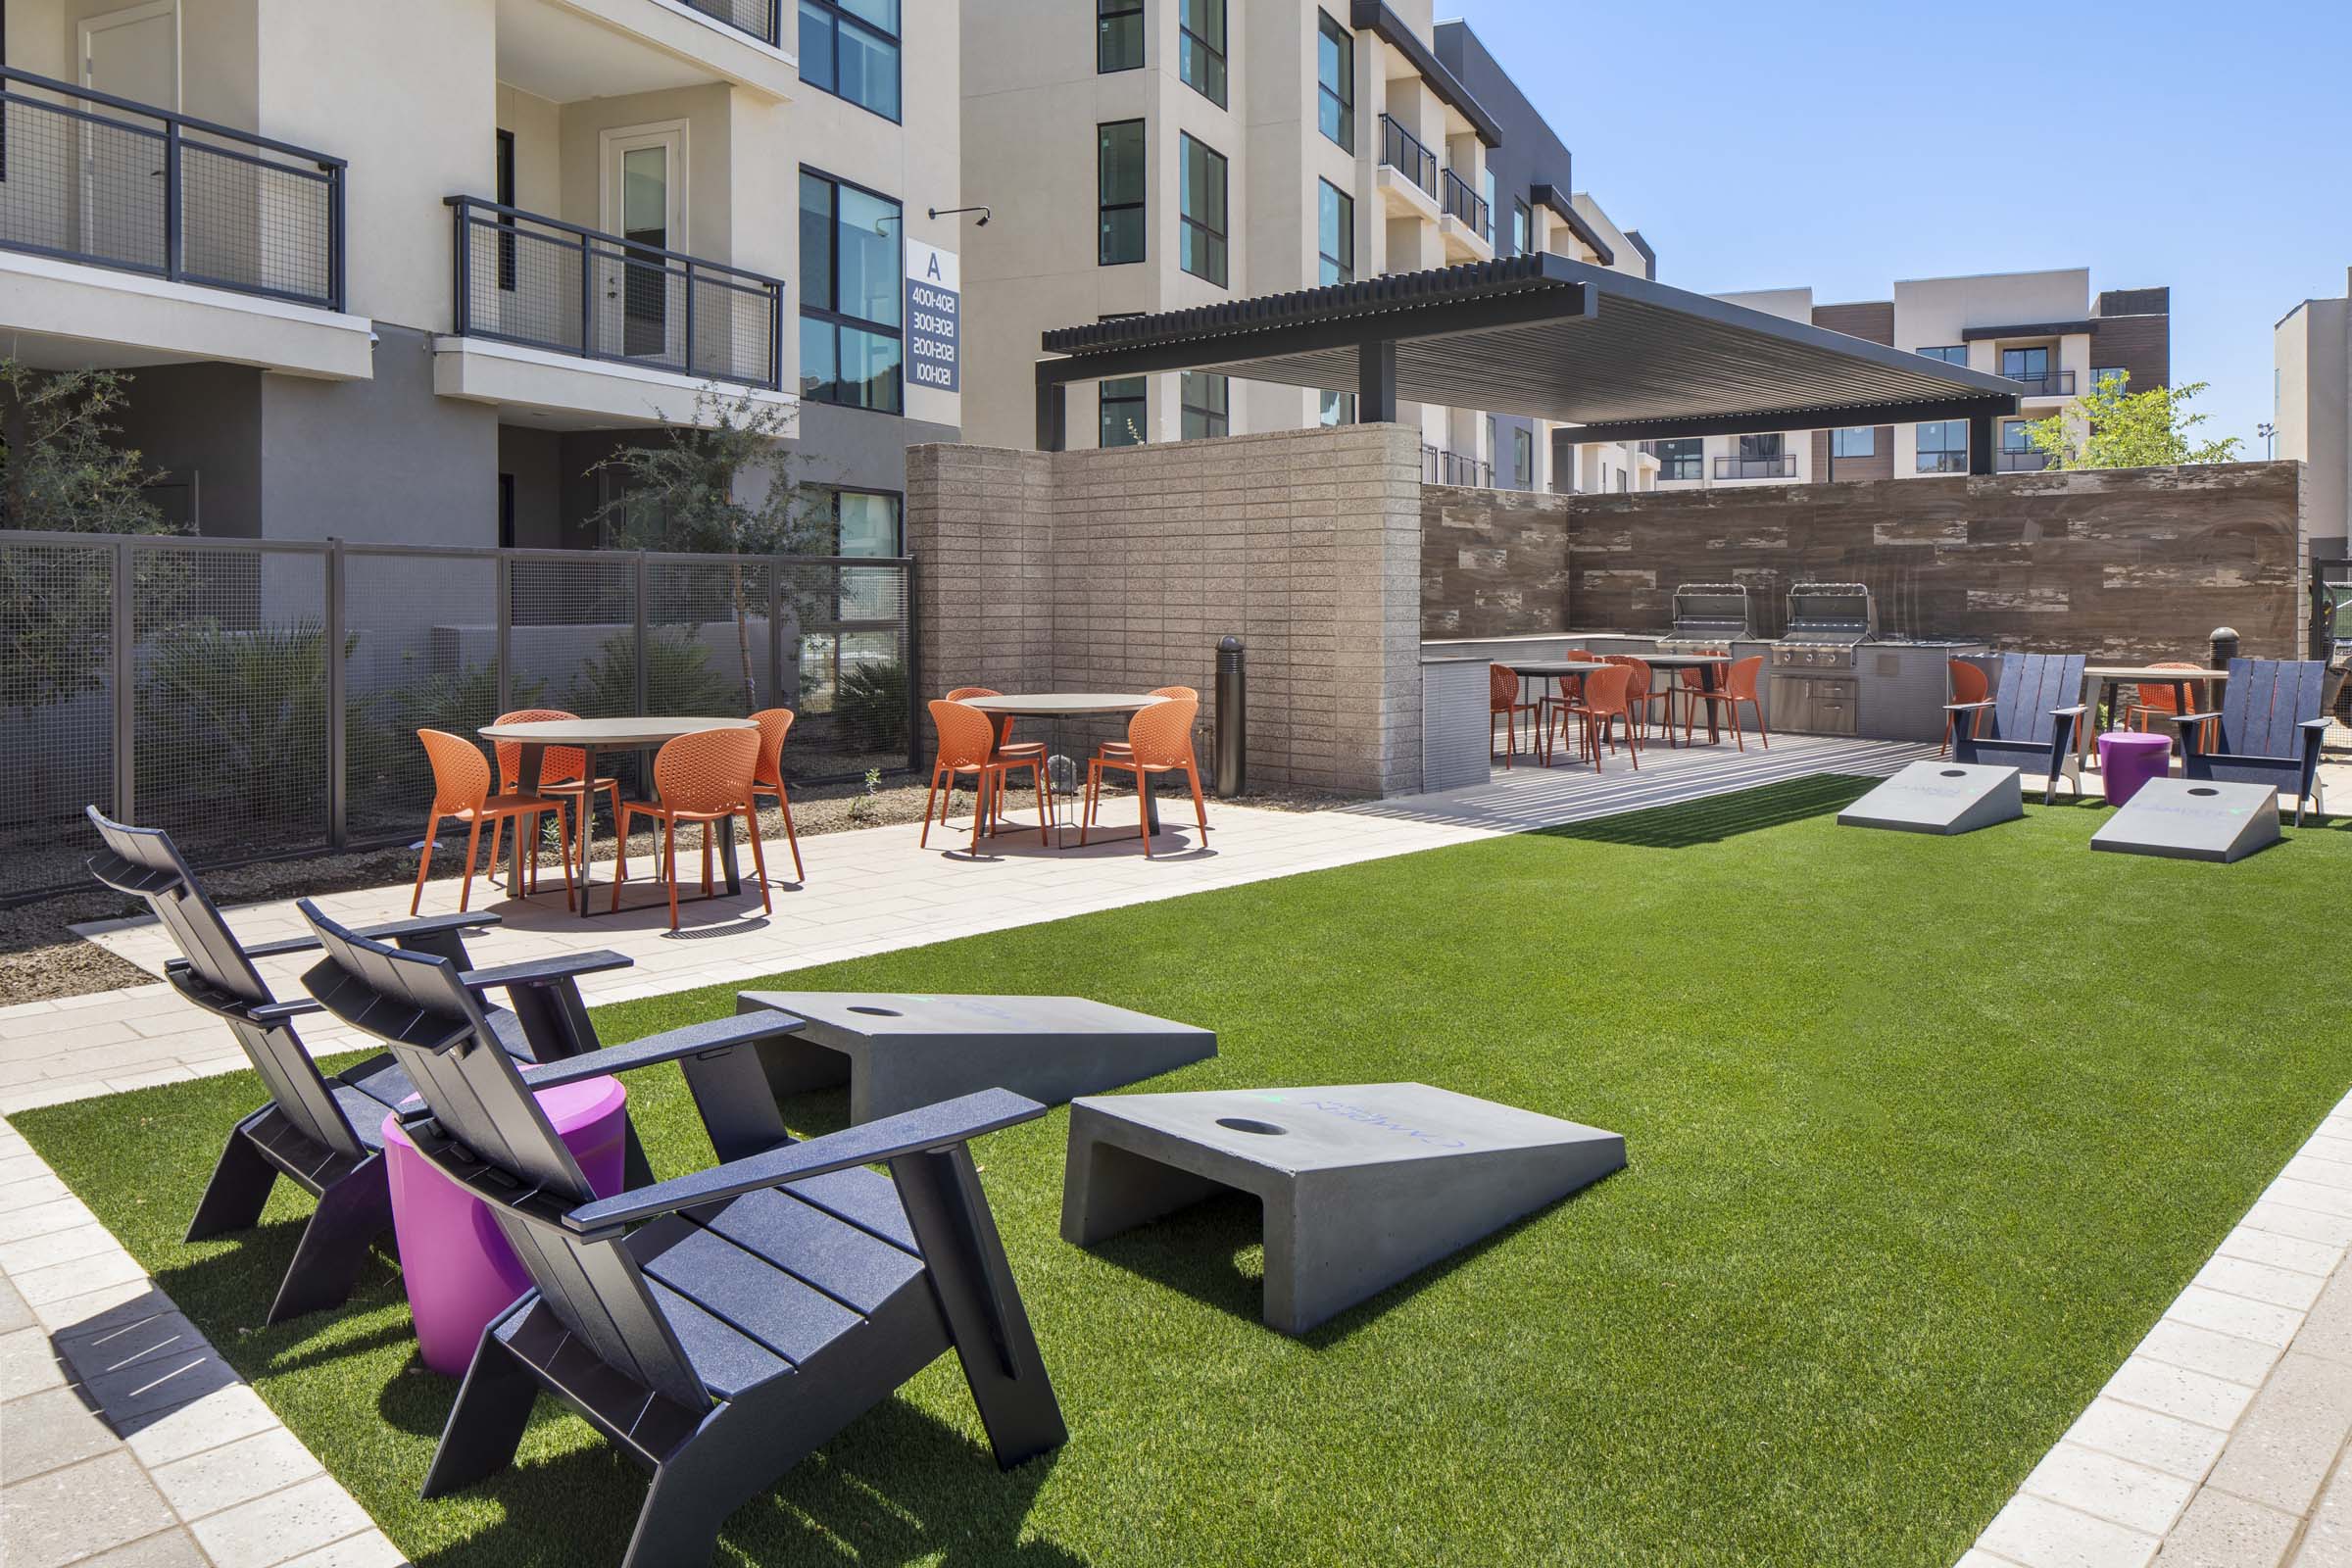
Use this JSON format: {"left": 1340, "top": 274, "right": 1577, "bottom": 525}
{"left": 113, "top": 363, "right": 266, "bottom": 536}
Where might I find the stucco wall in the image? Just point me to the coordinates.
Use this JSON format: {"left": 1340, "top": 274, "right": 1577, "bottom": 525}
{"left": 907, "top": 424, "right": 1425, "bottom": 794}
{"left": 1422, "top": 463, "right": 2306, "bottom": 662}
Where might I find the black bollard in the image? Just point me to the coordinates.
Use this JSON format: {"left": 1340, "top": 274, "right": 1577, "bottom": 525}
{"left": 2210, "top": 626, "right": 2240, "bottom": 669}
{"left": 1214, "top": 636, "right": 1247, "bottom": 798}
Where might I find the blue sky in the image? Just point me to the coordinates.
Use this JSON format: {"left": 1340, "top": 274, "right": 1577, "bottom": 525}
{"left": 1453, "top": 0, "right": 2352, "bottom": 453}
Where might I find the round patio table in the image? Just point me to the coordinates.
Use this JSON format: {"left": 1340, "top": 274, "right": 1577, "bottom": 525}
{"left": 475, "top": 716, "right": 759, "bottom": 918}
{"left": 959, "top": 693, "right": 1171, "bottom": 839}
{"left": 2097, "top": 730, "right": 2174, "bottom": 808}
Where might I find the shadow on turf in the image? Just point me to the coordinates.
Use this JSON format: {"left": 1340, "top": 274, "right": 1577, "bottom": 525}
{"left": 1531, "top": 772, "right": 1874, "bottom": 849}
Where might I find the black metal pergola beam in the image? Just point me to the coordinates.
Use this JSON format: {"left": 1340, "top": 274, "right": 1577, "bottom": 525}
{"left": 1567, "top": 394, "right": 2019, "bottom": 445}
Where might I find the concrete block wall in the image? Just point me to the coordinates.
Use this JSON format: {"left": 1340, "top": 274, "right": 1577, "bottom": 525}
{"left": 907, "top": 424, "right": 1425, "bottom": 795}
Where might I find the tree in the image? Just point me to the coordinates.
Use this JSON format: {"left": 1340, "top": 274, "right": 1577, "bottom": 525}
{"left": 2020, "top": 375, "right": 2244, "bottom": 470}
{"left": 583, "top": 386, "right": 832, "bottom": 710}
{"left": 0, "top": 359, "right": 184, "bottom": 706}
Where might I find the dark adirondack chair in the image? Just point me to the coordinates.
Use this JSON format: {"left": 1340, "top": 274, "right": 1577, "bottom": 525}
{"left": 1947, "top": 653, "right": 2089, "bottom": 804}
{"left": 81, "top": 807, "right": 644, "bottom": 1323}
{"left": 2173, "top": 659, "right": 2332, "bottom": 825}
{"left": 294, "top": 900, "right": 1067, "bottom": 1568}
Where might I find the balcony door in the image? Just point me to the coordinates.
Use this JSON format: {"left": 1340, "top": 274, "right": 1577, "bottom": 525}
{"left": 599, "top": 122, "right": 686, "bottom": 367}
{"left": 78, "top": 0, "right": 178, "bottom": 273}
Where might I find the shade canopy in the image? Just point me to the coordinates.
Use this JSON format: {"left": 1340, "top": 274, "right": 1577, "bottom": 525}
{"left": 1035, "top": 254, "right": 2023, "bottom": 450}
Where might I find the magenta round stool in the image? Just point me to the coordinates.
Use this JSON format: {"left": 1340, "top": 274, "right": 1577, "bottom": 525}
{"left": 381, "top": 1076, "right": 628, "bottom": 1376}
{"left": 2097, "top": 730, "right": 2174, "bottom": 808}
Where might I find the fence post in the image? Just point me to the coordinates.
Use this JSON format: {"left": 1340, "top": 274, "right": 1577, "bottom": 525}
{"left": 495, "top": 549, "right": 514, "bottom": 713}
{"left": 683, "top": 259, "right": 698, "bottom": 379}
{"left": 580, "top": 229, "right": 595, "bottom": 359}
{"left": 163, "top": 121, "right": 183, "bottom": 285}
{"left": 633, "top": 552, "right": 651, "bottom": 713}
{"left": 111, "top": 542, "right": 136, "bottom": 823}
{"left": 325, "top": 540, "right": 347, "bottom": 848}
{"left": 767, "top": 564, "right": 784, "bottom": 709}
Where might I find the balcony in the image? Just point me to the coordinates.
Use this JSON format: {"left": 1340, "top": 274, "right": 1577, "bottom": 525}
{"left": 1996, "top": 449, "right": 2051, "bottom": 472}
{"left": 496, "top": 0, "right": 796, "bottom": 107}
{"left": 1917, "top": 452, "right": 1969, "bottom": 474}
{"left": 680, "top": 0, "right": 783, "bottom": 45}
{"left": 2004, "top": 368, "right": 2076, "bottom": 399}
{"left": 1714, "top": 454, "right": 1797, "bottom": 480}
{"left": 1424, "top": 444, "right": 1494, "bottom": 488}
{"left": 0, "top": 69, "right": 368, "bottom": 379}
{"left": 436, "top": 196, "right": 793, "bottom": 428}
{"left": 1375, "top": 115, "right": 1442, "bottom": 220}
{"left": 1439, "top": 170, "right": 1494, "bottom": 262}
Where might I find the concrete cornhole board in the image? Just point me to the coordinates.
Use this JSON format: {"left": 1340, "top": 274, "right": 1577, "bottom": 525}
{"left": 734, "top": 991, "right": 1216, "bottom": 1122}
{"left": 1837, "top": 760, "right": 2025, "bottom": 835}
{"left": 2090, "top": 778, "right": 2283, "bottom": 863}
{"left": 1061, "top": 1083, "right": 1625, "bottom": 1336}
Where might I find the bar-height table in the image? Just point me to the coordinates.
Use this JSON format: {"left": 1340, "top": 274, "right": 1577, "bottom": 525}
{"left": 2076, "top": 665, "right": 2228, "bottom": 766}
{"left": 959, "top": 693, "right": 1171, "bottom": 839}
{"left": 475, "top": 715, "right": 758, "bottom": 917}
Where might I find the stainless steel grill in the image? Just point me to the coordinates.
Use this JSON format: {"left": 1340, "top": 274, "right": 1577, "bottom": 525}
{"left": 1769, "top": 583, "right": 1876, "bottom": 735}
{"left": 1656, "top": 582, "right": 1753, "bottom": 652}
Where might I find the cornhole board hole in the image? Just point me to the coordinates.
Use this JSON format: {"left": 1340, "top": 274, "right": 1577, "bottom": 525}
{"left": 1061, "top": 1083, "right": 1625, "bottom": 1336}
{"left": 2090, "top": 778, "right": 2282, "bottom": 863}
{"left": 735, "top": 991, "right": 1216, "bottom": 1122}
{"left": 1837, "top": 760, "right": 2024, "bottom": 835}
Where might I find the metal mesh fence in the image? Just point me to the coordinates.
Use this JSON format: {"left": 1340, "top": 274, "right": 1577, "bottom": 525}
{"left": 681, "top": 0, "right": 781, "bottom": 43}
{"left": 0, "top": 536, "right": 914, "bottom": 904}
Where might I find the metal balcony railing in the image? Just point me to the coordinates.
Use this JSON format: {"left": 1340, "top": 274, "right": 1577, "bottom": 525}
{"left": 1378, "top": 114, "right": 1438, "bottom": 197}
{"left": 0, "top": 68, "right": 345, "bottom": 310}
{"left": 447, "top": 196, "right": 785, "bottom": 389}
{"left": 1423, "top": 444, "right": 1494, "bottom": 488}
{"left": 1657, "top": 455, "right": 1704, "bottom": 481}
{"left": 1714, "top": 454, "right": 1797, "bottom": 479}
{"left": 1441, "top": 169, "right": 1490, "bottom": 242}
{"left": 1996, "top": 449, "right": 2051, "bottom": 472}
{"left": 1917, "top": 451, "right": 1970, "bottom": 474}
{"left": 679, "top": 0, "right": 784, "bottom": 45}
{"left": 2004, "top": 368, "right": 2076, "bottom": 398}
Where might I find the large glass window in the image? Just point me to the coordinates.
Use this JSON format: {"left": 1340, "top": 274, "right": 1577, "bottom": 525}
{"left": 1316, "top": 12, "right": 1353, "bottom": 151}
{"left": 1511, "top": 200, "right": 1531, "bottom": 258}
{"left": 1917, "top": 420, "right": 1968, "bottom": 472}
{"left": 1098, "top": 121, "right": 1146, "bottom": 266}
{"left": 2093, "top": 366, "right": 2129, "bottom": 391}
{"left": 1178, "top": 0, "right": 1226, "bottom": 108}
{"left": 1316, "top": 179, "right": 1353, "bottom": 286}
{"left": 800, "top": 0, "right": 901, "bottom": 122}
{"left": 1917, "top": 345, "right": 1968, "bottom": 366}
{"left": 830, "top": 488, "right": 904, "bottom": 621}
{"left": 1513, "top": 426, "right": 1535, "bottom": 488}
{"left": 1178, "top": 132, "right": 1227, "bottom": 287}
{"left": 1181, "top": 371, "right": 1227, "bottom": 439}
{"left": 1100, "top": 377, "right": 1147, "bottom": 447}
{"left": 1098, "top": 0, "right": 1143, "bottom": 73}
{"left": 1654, "top": 438, "right": 1703, "bottom": 481}
{"left": 800, "top": 170, "right": 902, "bottom": 414}
{"left": 1318, "top": 389, "right": 1354, "bottom": 426}
{"left": 2001, "top": 345, "right": 2050, "bottom": 380}
{"left": 1738, "top": 433, "right": 1784, "bottom": 459}
{"left": 2000, "top": 419, "right": 2034, "bottom": 452}
{"left": 1831, "top": 427, "right": 1876, "bottom": 458}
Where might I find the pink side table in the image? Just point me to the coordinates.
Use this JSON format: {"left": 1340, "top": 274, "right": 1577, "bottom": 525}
{"left": 2097, "top": 730, "right": 2174, "bottom": 808}
{"left": 381, "top": 1076, "right": 628, "bottom": 1376}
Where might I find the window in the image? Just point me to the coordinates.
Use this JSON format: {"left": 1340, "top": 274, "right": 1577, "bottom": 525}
{"left": 1098, "top": 0, "right": 1143, "bottom": 73}
{"left": 2001, "top": 346, "right": 2049, "bottom": 380}
{"left": 1513, "top": 426, "right": 1534, "bottom": 488}
{"left": 2000, "top": 420, "right": 2034, "bottom": 453}
{"left": 800, "top": 0, "right": 901, "bottom": 122}
{"left": 1178, "top": 132, "right": 1227, "bottom": 287}
{"left": 1655, "top": 438, "right": 1703, "bottom": 481}
{"left": 1511, "top": 200, "right": 1531, "bottom": 258}
{"left": 1316, "top": 179, "right": 1352, "bottom": 285}
{"left": 799, "top": 170, "right": 903, "bottom": 414}
{"left": 1917, "top": 345, "right": 1968, "bottom": 366}
{"left": 494, "top": 128, "right": 516, "bottom": 292}
{"left": 1101, "top": 377, "right": 1148, "bottom": 447}
{"left": 1318, "top": 389, "right": 1354, "bottom": 426}
{"left": 1178, "top": 0, "right": 1226, "bottom": 108}
{"left": 1831, "top": 427, "right": 1876, "bottom": 458}
{"left": 1315, "top": 12, "right": 1353, "bottom": 151}
{"left": 2093, "top": 366, "right": 2129, "bottom": 391}
{"left": 1917, "top": 420, "right": 1968, "bottom": 472}
{"left": 1739, "top": 433, "right": 1784, "bottom": 459}
{"left": 1181, "top": 371, "right": 1227, "bottom": 439}
{"left": 1098, "top": 121, "right": 1145, "bottom": 266}
{"left": 1616, "top": 467, "right": 1629, "bottom": 494}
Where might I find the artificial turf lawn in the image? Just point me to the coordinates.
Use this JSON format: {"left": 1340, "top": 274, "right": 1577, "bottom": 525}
{"left": 17, "top": 775, "right": 2352, "bottom": 1567}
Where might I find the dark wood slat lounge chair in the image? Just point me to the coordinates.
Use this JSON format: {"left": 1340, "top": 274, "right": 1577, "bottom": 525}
{"left": 1947, "top": 652, "right": 2089, "bottom": 805}
{"left": 2173, "top": 658, "right": 2332, "bottom": 825}
{"left": 293, "top": 901, "right": 1067, "bottom": 1568}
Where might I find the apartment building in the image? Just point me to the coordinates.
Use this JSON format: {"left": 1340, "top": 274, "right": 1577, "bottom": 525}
{"left": 958, "top": 2, "right": 1647, "bottom": 490}
{"left": 1646, "top": 269, "right": 2171, "bottom": 491}
{"left": 0, "top": 0, "right": 960, "bottom": 551}
{"left": 2276, "top": 269, "right": 2351, "bottom": 569}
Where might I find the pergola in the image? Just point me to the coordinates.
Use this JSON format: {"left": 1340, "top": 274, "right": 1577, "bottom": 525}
{"left": 1034, "top": 254, "right": 2025, "bottom": 472}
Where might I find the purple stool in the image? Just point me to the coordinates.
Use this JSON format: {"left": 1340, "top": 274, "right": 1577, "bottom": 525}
{"left": 2097, "top": 730, "right": 2174, "bottom": 808}
{"left": 381, "top": 1076, "right": 628, "bottom": 1376}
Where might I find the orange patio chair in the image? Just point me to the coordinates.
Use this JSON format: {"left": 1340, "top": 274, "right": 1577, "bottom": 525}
{"left": 610, "top": 727, "right": 771, "bottom": 931}
{"left": 748, "top": 707, "right": 806, "bottom": 884}
{"left": 1081, "top": 694, "right": 1207, "bottom": 857}
{"left": 486, "top": 707, "right": 620, "bottom": 888}
{"left": 922, "top": 699, "right": 1051, "bottom": 855}
{"left": 1491, "top": 663, "right": 1539, "bottom": 767}
{"left": 1941, "top": 660, "right": 1989, "bottom": 756}
{"left": 946, "top": 686, "right": 1045, "bottom": 759}
{"left": 1606, "top": 655, "right": 1664, "bottom": 740}
{"left": 1094, "top": 687, "right": 1207, "bottom": 828}
{"left": 1554, "top": 663, "right": 1637, "bottom": 771}
{"left": 2127, "top": 661, "right": 2217, "bottom": 750}
{"left": 1535, "top": 651, "right": 1594, "bottom": 763}
{"left": 1670, "top": 653, "right": 1729, "bottom": 739}
{"left": 411, "top": 729, "right": 575, "bottom": 916}
{"left": 1681, "top": 655, "right": 1769, "bottom": 752}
